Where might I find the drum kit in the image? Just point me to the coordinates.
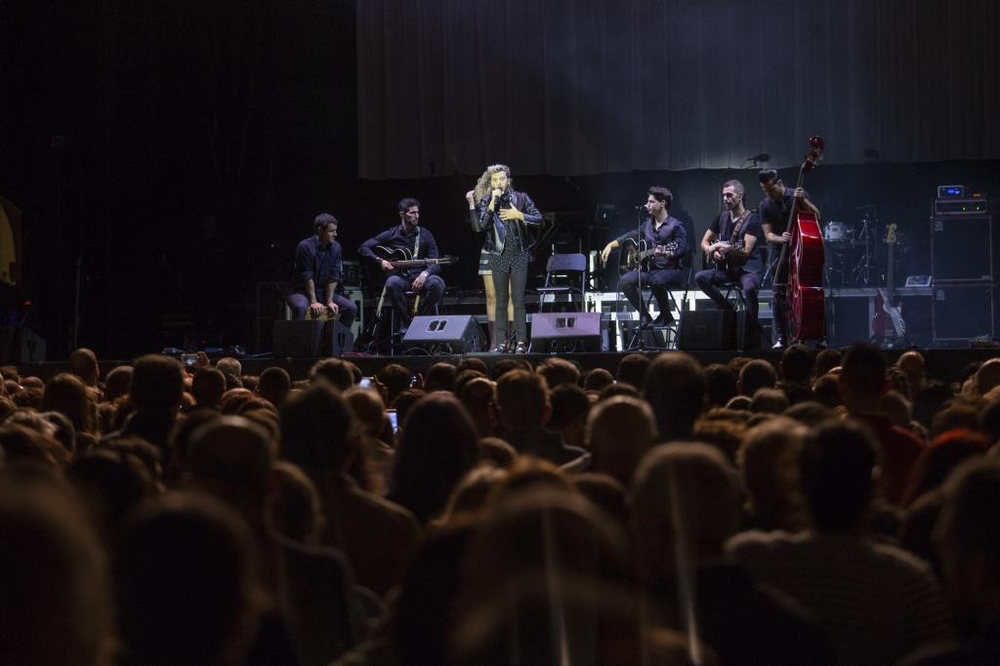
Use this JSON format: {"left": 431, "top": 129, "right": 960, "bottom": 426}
{"left": 822, "top": 206, "right": 906, "bottom": 288}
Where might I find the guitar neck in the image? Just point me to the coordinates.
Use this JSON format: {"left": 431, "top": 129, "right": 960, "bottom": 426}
{"left": 390, "top": 257, "right": 452, "bottom": 268}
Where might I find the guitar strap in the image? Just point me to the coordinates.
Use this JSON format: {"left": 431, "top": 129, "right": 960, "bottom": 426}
{"left": 413, "top": 227, "right": 421, "bottom": 259}
{"left": 730, "top": 210, "right": 751, "bottom": 242}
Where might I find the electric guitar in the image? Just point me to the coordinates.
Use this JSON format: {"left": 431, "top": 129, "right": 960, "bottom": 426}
{"left": 871, "top": 222, "right": 906, "bottom": 343}
{"left": 619, "top": 239, "right": 680, "bottom": 275}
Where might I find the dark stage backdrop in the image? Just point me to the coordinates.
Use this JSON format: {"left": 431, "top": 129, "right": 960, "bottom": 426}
{"left": 357, "top": 0, "right": 1000, "bottom": 178}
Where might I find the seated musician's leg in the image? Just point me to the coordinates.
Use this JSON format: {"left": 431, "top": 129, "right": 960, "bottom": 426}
{"left": 385, "top": 275, "right": 410, "bottom": 326}
{"left": 286, "top": 293, "right": 310, "bottom": 320}
{"left": 741, "top": 271, "right": 762, "bottom": 348}
{"left": 419, "top": 275, "right": 445, "bottom": 314}
{"left": 619, "top": 270, "right": 649, "bottom": 323}
{"left": 694, "top": 269, "right": 731, "bottom": 310}
{"left": 331, "top": 293, "right": 357, "bottom": 328}
{"left": 648, "top": 268, "right": 684, "bottom": 324}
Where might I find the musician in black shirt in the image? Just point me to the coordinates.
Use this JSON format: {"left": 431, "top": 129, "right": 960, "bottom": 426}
{"left": 695, "top": 180, "right": 764, "bottom": 332}
{"left": 600, "top": 186, "right": 688, "bottom": 327}
{"left": 358, "top": 198, "right": 446, "bottom": 332}
{"left": 286, "top": 213, "right": 358, "bottom": 326}
{"left": 758, "top": 169, "right": 821, "bottom": 348}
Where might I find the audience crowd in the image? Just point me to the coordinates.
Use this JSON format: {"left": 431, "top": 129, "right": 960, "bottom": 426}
{"left": 2, "top": 343, "right": 1000, "bottom": 665}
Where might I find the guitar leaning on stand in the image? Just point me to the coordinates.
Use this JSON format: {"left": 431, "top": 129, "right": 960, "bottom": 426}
{"left": 871, "top": 222, "right": 908, "bottom": 347}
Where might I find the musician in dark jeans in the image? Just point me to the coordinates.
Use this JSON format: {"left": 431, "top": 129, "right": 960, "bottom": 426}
{"left": 600, "top": 186, "right": 688, "bottom": 327}
{"left": 758, "top": 168, "right": 821, "bottom": 348}
{"left": 358, "top": 198, "right": 446, "bottom": 332}
{"left": 695, "top": 180, "right": 764, "bottom": 341}
{"left": 286, "top": 213, "right": 358, "bottom": 326}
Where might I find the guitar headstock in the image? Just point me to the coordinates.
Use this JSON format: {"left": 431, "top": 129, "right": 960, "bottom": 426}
{"left": 885, "top": 222, "right": 897, "bottom": 245}
{"left": 801, "top": 135, "right": 825, "bottom": 173}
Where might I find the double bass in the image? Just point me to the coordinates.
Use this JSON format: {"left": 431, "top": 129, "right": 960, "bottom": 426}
{"left": 774, "top": 136, "right": 825, "bottom": 342}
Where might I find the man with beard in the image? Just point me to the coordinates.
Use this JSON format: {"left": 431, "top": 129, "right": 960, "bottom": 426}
{"left": 695, "top": 180, "right": 764, "bottom": 346}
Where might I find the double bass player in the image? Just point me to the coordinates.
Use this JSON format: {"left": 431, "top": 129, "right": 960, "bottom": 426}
{"left": 758, "top": 168, "right": 821, "bottom": 349}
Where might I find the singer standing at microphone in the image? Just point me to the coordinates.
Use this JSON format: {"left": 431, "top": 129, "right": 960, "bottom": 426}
{"left": 467, "top": 173, "right": 514, "bottom": 351}
{"left": 600, "top": 187, "right": 688, "bottom": 328}
{"left": 473, "top": 164, "right": 543, "bottom": 354}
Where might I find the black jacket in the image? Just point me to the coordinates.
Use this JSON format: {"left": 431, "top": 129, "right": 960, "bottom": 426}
{"left": 473, "top": 189, "right": 544, "bottom": 255}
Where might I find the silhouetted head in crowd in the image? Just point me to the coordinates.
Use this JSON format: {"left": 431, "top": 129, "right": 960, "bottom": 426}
{"left": 751, "top": 387, "right": 789, "bottom": 414}
{"left": 912, "top": 380, "right": 955, "bottom": 429}
{"left": 461, "top": 377, "right": 497, "bottom": 439}
{"left": 191, "top": 367, "right": 227, "bottom": 410}
{"left": 377, "top": 363, "right": 412, "bottom": 405}
{"left": 188, "top": 416, "right": 277, "bottom": 517}
{"left": 103, "top": 365, "right": 133, "bottom": 403}
{"left": 269, "top": 460, "right": 324, "bottom": 543}
{"left": 895, "top": 350, "right": 925, "bottom": 398}
{"left": 632, "top": 442, "right": 741, "bottom": 572}
{"left": 583, "top": 367, "right": 614, "bottom": 394}
{"left": 800, "top": 419, "right": 878, "bottom": 533}
{"left": 130, "top": 354, "right": 185, "bottom": 414}
{"left": 344, "top": 386, "right": 387, "bottom": 439}
{"left": 615, "top": 352, "right": 651, "bottom": 389}
{"left": 309, "top": 358, "right": 354, "bottom": 392}
{"left": 813, "top": 347, "right": 842, "bottom": 379}
{"left": 0, "top": 476, "right": 114, "bottom": 666}
{"left": 0, "top": 421, "right": 69, "bottom": 468}
{"left": 536, "top": 357, "right": 580, "bottom": 389}
{"left": 978, "top": 398, "right": 1000, "bottom": 445}
{"left": 41, "top": 372, "right": 98, "bottom": 435}
{"left": 69, "top": 447, "right": 157, "bottom": 551}
{"left": 495, "top": 369, "right": 550, "bottom": 431}
{"left": 585, "top": 395, "right": 655, "bottom": 489}
{"left": 116, "top": 492, "right": 261, "bottom": 666}
{"left": 935, "top": 458, "right": 1000, "bottom": 640}
{"left": 643, "top": 352, "right": 706, "bottom": 442}
{"left": 779, "top": 344, "right": 813, "bottom": 383}
{"left": 389, "top": 393, "right": 479, "bottom": 524}
{"left": 838, "top": 342, "right": 887, "bottom": 412}
{"left": 738, "top": 416, "right": 810, "bottom": 533}
{"left": 69, "top": 347, "right": 100, "bottom": 388}
{"left": 929, "top": 402, "right": 980, "bottom": 441}
{"left": 738, "top": 359, "right": 777, "bottom": 397}
{"left": 490, "top": 357, "right": 531, "bottom": 381}
{"left": 280, "top": 384, "right": 357, "bottom": 474}
{"left": 704, "top": 362, "right": 738, "bottom": 407}
{"left": 423, "top": 362, "right": 457, "bottom": 393}
{"left": 435, "top": 465, "right": 509, "bottom": 528}
{"left": 547, "top": 383, "right": 591, "bottom": 447}
{"left": 477, "top": 436, "right": 517, "bottom": 469}
{"left": 215, "top": 356, "right": 243, "bottom": 380}
{"left": 256, "top": 367, "right": 291, "bottom": 408}
{"left": 902, "top": 429, "right": 989, "bottom": 506}
{"left": 783, "top": 400, "right": 837, "bottom": 427}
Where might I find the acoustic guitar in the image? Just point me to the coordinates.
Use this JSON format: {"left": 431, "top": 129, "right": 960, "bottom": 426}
{"left": 619, "top": 239, "right": 680, "bottom": 275}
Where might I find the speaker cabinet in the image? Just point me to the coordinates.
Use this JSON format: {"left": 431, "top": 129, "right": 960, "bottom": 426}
{"left": 677, "top": 310, "right": 736, "bottom": 350}
{"left": 273, "top": 320, "right": 354, "bottom": 357}
{"left": 529, "top": 312, "right": 602, "bottom": 353}
{"left": 931, "top": 216, "right": 993, "bottom": 281}
{"left": 932, "top": 282, "right": 995, "bottom": 342}
{"left": 403, "top": 315, "right": 486, "bottom": 353}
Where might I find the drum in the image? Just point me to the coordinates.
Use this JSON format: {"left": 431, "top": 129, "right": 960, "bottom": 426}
{"left": 824, "top": 221, "right": 850, "bottom": 242}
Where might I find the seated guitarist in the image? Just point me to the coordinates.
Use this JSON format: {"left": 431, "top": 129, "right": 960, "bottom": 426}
{"left": 695, "top": 180, "right": 764, "bottom": 342}
{"left": 600, "top": 186, "right": 688, "bottom": 328}
{"left": 358, "top": 197, "right": 446, "bottom": 334}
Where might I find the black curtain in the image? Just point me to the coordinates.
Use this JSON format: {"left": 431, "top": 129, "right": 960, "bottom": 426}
{"left": 357, "top": 0, "right": 1000, "bottom": 178}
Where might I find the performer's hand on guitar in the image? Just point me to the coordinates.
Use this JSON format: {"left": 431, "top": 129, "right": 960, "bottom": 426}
{"left": 600, "top": 241, "right": 617, "bottom": 265}
{"left": 379, "top": 258, "right": 395, "bottom": 272}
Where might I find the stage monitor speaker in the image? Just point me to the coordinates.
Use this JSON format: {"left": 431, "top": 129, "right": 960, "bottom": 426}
{"left": 529, "top": 312, "right": 602, "bottom": 353}
{"left": 677, "top": 310, "right": 736, "bottom": 350}
{"left": 932, "top": 282, "right": 995, "bottom": 342}
{"left": 403, "top": 315, "right": 486, "bottom": 353}
{"left": 273, "top": 320, "right": 354, "bottom": 357}
{"left": 931, "top": 216, "right": 992, "bottom": 281}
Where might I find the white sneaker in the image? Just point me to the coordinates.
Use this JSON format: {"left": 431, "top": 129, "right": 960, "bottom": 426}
{"left": 772, "top": 339, "right": 786, "bottom": 350}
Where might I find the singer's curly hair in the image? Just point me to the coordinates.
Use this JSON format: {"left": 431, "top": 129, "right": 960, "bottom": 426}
{"left": 474, "top": 164, "right": 512, "bottom": 201}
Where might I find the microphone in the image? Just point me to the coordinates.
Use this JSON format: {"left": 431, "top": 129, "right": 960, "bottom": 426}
{"left": 633, "top": 204, "right": 648, "bottom": 211}
{"left": 748, "top": 153, "right": 770, "bottom": 163}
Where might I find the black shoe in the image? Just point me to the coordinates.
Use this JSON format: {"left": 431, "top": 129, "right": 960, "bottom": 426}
{"left": 772, "top": 338, "right": 786, "bottom": 350}
{"left": 490, "top": 345, "right": 506, "bottom": 354}
{"left": 514, "top": 342, "right": 527, "bottom": 354}
{"left": 639, "top": 312, "right": 654, "bottom": 329}
{"left": 652, "top": 312, "right": 675, "bottom": 327}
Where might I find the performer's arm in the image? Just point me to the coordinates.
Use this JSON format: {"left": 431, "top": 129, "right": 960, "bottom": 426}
{"left": 467, "top": 190, "right": 483, "bottom": 232}
{"left": 601, "top": 228, "right": 640, "bottom": 264}
{"left": 762, "top": 222, "right": 788, "bottom": 245}
{"left": 794, "top": 187, "right": 821, "bottom": 219}
{"left": 670, "top": 222, "right": 689, "bottom": 258}
{"left": 358, "top": 229, "right": 395, "bottom": 272}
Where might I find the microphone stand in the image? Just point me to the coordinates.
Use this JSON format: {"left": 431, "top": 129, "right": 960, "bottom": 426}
{"left": 626, "top": 205, "right": 652, "bottom": 351}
